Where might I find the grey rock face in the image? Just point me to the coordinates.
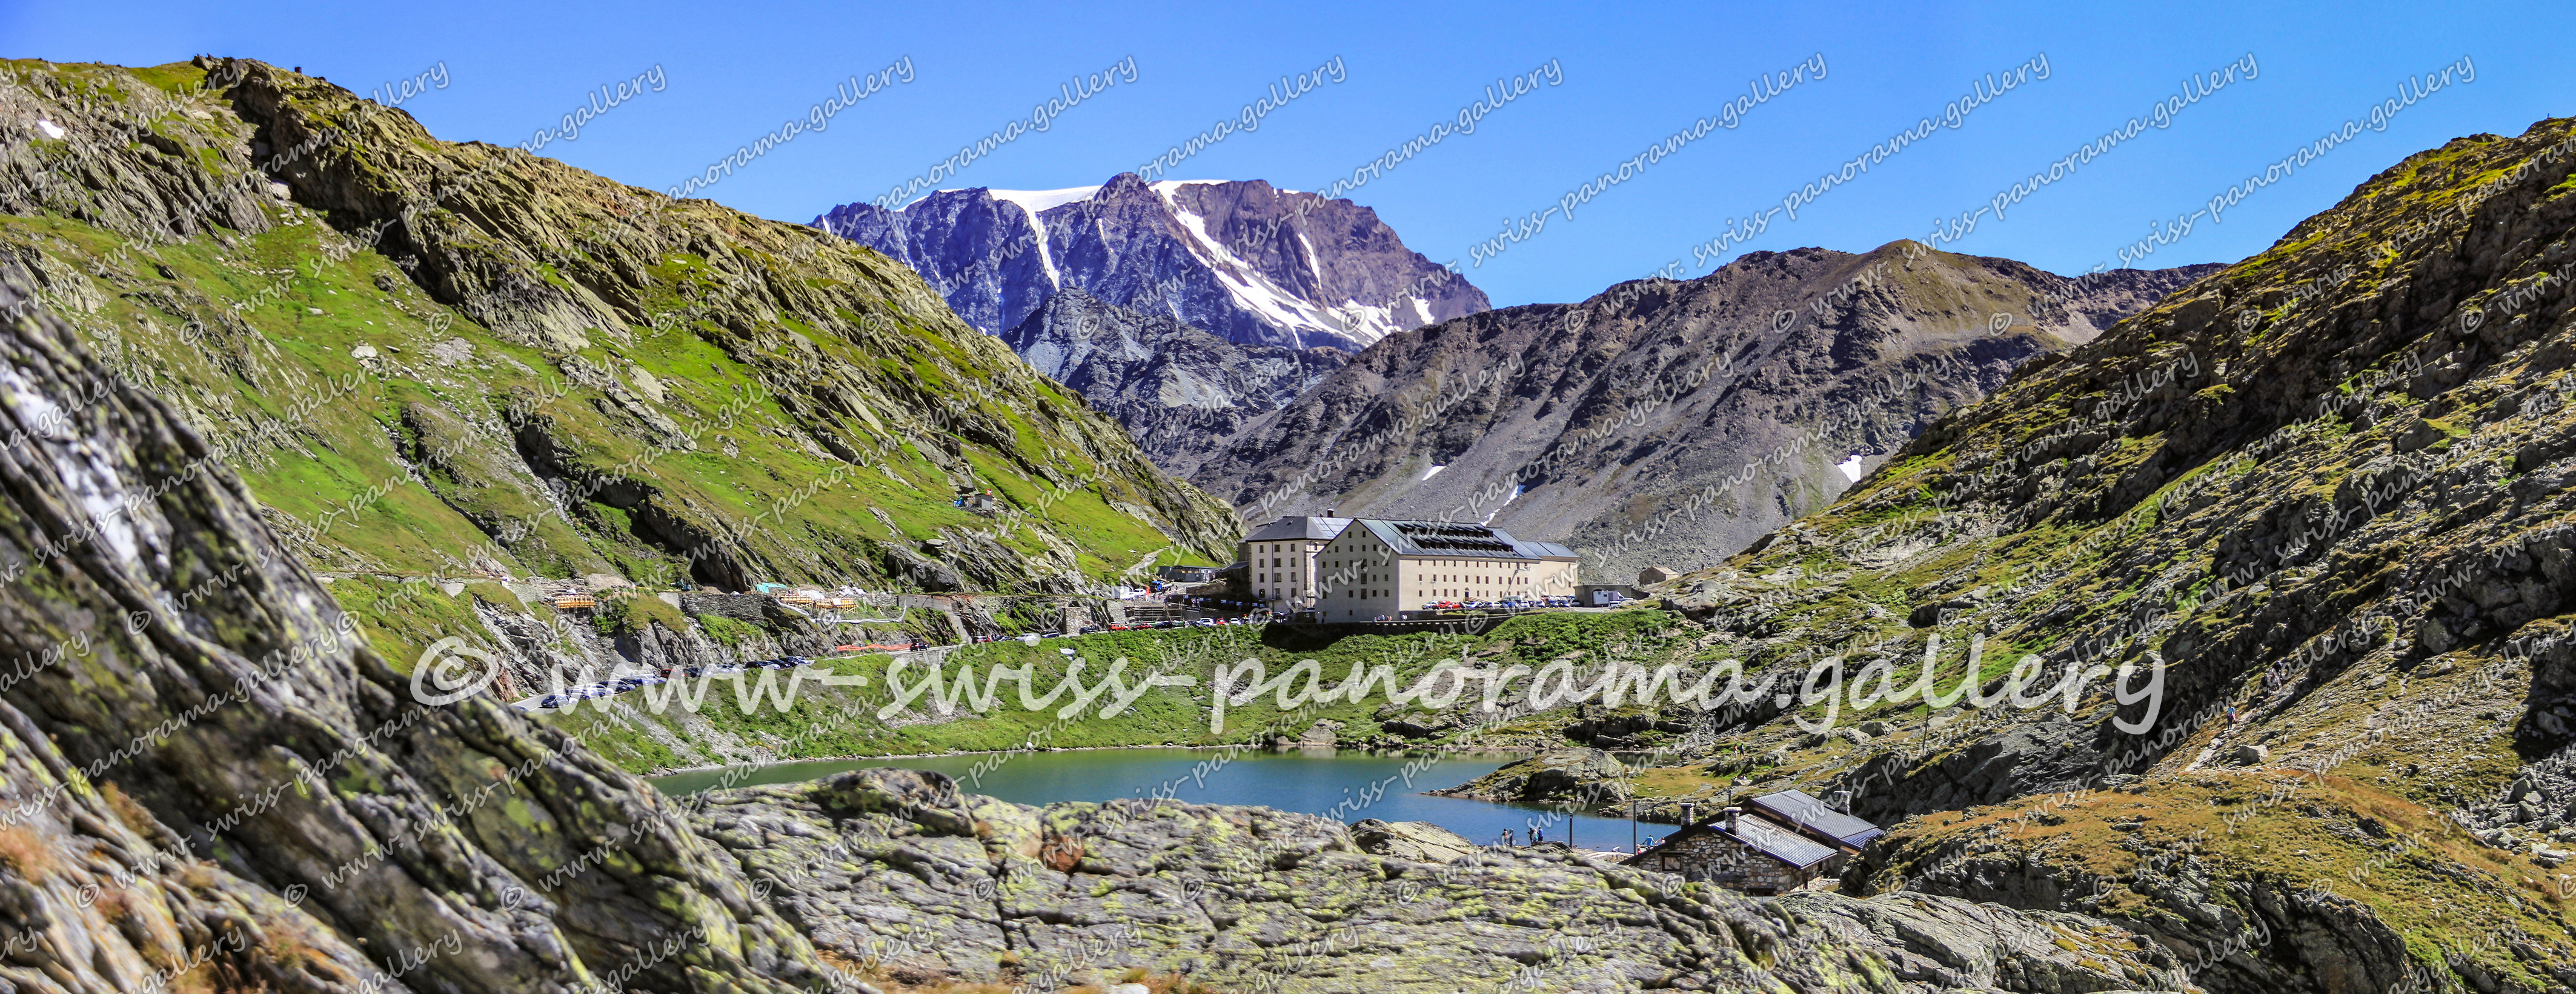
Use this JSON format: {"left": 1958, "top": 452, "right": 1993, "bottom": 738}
{"left": 694, "top": 767, "right": 2189, "bottom": 993}
{"left": 1349, "top": 819, "right": 1481, "bottom": 862}
{"left": 1773, "top": 891, "right": 2196, "bottom": 992}
{"left": 816, "top": 173, "right": 1486, "bottom": 353}
{"left": 1863, "top": 827, "right": 2408, "bottom": 994}
{"left": 815, "top": 185, "right": 1058, "bottom": 338}
{"left": 1193, "top": 242, "right": 2217, "bottom": 580}
{"left": 1002, "top": 287, "right": 1347, "bottom": 476}
{"left": 1431, "top": 748, "right": 1635, "bottom": 806}
{"left": 0, "top": 262, "right": 840, "bottom": 992}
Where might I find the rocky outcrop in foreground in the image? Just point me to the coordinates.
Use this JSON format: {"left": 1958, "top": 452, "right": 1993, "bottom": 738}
{"left": 0, "top": 262, "right": 838, "bottom": 990}
{"left": 695, "top": 767, "right": 2198, "bottom": 993}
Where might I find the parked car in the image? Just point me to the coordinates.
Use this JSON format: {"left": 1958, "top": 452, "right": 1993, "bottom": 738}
{"left": 1078, "top": 626, "right": 1102, "bottom": 635}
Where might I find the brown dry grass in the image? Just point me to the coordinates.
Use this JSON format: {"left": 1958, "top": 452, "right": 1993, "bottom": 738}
{"left": 101, "top": 781, "right": 162, "bottom": 838}
{"left": 0, "top": 824, "right": 59, "bottom": 876}
{"left": 1872, "top": 769, "right": 2575, "bottom": 990}
{"left": 167, "top": 963, "right": 221, "bottom": 994}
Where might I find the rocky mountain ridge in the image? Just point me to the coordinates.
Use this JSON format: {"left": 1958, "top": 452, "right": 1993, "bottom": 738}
{"left": 0, "top": 55, "right": 1237, "bottom": 605}
{"left": 0, "top": 52, "right": 1249, "bottom": 854}
{"left": 1413, "top": 116, "right": 2576, "bottom": 993}
{"left": 817, "top": 174, "right": 1487, "bottom": 353}
{"left": 1000, "top": 287, "right": 1348, "bottom": 478}
{"left": 1190, "top": 241, "right": 2216, "bottom": 579}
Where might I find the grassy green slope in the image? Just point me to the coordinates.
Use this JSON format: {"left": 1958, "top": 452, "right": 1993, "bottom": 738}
{"left": 0, "top": 56, "right": 1233, "bottom": 601}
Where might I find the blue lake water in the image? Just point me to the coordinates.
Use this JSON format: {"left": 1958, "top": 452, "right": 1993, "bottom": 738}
{"left": 652, "top": 747, "right": 1656, "bottom": 852}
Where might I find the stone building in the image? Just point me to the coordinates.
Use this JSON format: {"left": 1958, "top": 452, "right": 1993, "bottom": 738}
{"left": 1311, "top": 519, "right": 1580, "bottom": 619}
{"left": 1621, "top": 790, "right": 1886, "bottom": 896}
{"left": 1238, "top": 515, "right": 1349, "bottom": 611}
{"left": 1621, "top": 807, "right": 1836, "bottom": 895}
{"left": 1237, "top": 515, "right": 1582, "bottom": 618}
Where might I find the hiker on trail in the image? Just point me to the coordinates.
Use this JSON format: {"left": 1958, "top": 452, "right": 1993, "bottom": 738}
{"left": 1500, "top": 829, "right": 1514, "bottom": 846}
{"left": 1532, "top": 827, "right": 1544, "bottom": 845}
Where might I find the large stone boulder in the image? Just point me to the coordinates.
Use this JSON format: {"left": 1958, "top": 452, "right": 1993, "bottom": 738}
{"left": 1350, "top": 819, "right": 1481, "bottom": 862}
{"left": 1430, "top": 747, "right": 1635, "bottom": 806}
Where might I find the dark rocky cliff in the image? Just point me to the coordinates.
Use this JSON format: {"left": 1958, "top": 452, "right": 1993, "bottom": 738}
{"left": 1001, "top": 287, "right": 1347, "bottom": 478}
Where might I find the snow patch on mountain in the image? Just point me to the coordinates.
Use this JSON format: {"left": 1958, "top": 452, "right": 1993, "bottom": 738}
{"left": 984, "top": 185, "right": 1109, "bottom": 213}
{"left": 815, "top": 173, "right": 1489, "bottom": 353}
{"left": 984, "top": 185, "right": 1106, "bottom": 289}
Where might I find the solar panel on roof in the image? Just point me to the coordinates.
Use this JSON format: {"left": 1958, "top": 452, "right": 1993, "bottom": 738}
{"left": 1751, "top": 790, "right": 1885, "bottom": 848}
{"left": 1727, "top": 815, "right": 1839, "bottom": 868}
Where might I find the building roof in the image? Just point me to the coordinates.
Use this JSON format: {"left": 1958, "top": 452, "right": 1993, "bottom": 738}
{"left": 1520, "top": 541, "right": 1579, "bottom": 560}
{"left": 1725, "top": 813, "right": 1842, "bottom": 869}
{"left": 1748, "top": 789, "right": 1885, "bottom": 850}
{"left": 1243, "top": 516, "right": 1352, "bottom": 542}
{"left": 1344, "top": 519, "right": 1578, "bottom": 561}
{"left": 1621, "top": 811, "right": 1838, "bottom": 871}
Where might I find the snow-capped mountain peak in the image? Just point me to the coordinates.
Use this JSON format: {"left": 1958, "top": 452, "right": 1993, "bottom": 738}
{"left": 814, "top": 173, "right": 1486, "bottom": 353}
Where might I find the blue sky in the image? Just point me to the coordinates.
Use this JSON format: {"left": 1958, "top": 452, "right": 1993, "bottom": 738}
{"left": 9, "top": 1, "right": 2572, "bottom": 308}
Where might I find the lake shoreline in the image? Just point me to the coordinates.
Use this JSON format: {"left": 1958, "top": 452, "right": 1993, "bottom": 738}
{"left": 648, "top": 743, "right": 1663, "bottom": 853}
{"left": 644, "top": 741, "right": 1547, "bottom": 781}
